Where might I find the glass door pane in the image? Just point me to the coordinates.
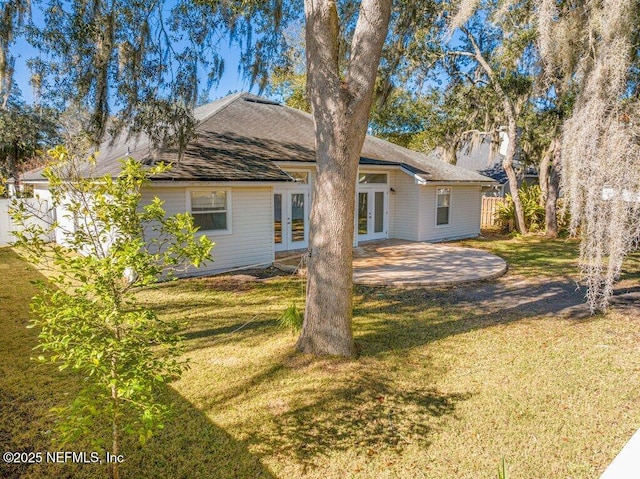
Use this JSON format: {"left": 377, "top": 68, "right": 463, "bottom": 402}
{"left": 274, "top": 194, "right": 282, "bottom": 244}
{"left": 374, "top": 191, "right": 384, "bottom": 233}
{"left": 290, "top": 193, "right": 305, "bottom": 242}
{"left": 358, "top": 192, "right": 368, "bottom": 235}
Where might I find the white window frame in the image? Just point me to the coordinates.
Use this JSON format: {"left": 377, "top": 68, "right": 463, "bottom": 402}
{"left": 435, "top": 187, "right": 452, "bottom": 228}
{"left": 186, "top": 188, "right": 233, "bottom": 235}
{"left": 358, "top": 171, "right": 389, "bottom": 184}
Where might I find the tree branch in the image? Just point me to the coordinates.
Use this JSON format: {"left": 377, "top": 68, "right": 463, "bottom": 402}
{"left": 459, "top": 25, "right": 516, "bottom": 124}
{"left": 345, "top": 0, "right": 393, "bottom": 105}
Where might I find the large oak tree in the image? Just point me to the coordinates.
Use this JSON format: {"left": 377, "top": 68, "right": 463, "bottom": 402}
{"left": 296, "top": 0, "right": 391, "bottom": 356}
{"left": 2, "top": 0, "right": 437, "bottom": 357}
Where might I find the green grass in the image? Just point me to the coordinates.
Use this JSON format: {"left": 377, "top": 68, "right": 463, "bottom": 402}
{"left": 2, "top": 237, "right": 640, "bottom": 479}
{"left": 459, "top": 234, "right": 582, "bottom": 278}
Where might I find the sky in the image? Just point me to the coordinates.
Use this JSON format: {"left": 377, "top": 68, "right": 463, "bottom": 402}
{"left": 9, "top": 0, "right": 262, "bottom": 107}
{"left": 11, "top": 38, "right": 258, "bottom": 106}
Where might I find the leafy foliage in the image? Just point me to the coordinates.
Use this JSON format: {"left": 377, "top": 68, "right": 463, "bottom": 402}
{"left": 496, "top": 183, "right": 545, "bottom": 233}
{"left": 0, "top": 1, "right": 30, "bottom": 106}
{"left": 278, "top": 303, "right": 303, "bottom": 334}
{"left": 0, "top": 91, "right": 60, "bottom": 188}
{"left": 11, "top": 146, "right": 213, "bottom": 476}
{"left": 23, "top": 0, "right": 292, "bottom": 146}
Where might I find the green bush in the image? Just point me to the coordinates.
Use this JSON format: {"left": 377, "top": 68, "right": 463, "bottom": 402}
{"left": 496, "top": 182, "right": 571, "bottom": 235}
{"left": 496, "top": 183, "right": 545, "bottom": 232}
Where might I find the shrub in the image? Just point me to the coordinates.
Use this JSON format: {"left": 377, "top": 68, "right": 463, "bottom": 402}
{"left": 496, "top": 183, "right": 545, "bottom": 232}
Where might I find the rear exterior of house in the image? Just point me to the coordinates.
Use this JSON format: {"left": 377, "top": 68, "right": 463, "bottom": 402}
{"left": 24, "top": 93, "right": 492, "bottom": 275}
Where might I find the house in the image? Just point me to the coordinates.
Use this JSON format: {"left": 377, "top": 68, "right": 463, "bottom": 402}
{"left": 456, "top": 131, "right": 538, "bottom": 197}
{"left": 21, "top": 93, "right": 494, "bottom": 275}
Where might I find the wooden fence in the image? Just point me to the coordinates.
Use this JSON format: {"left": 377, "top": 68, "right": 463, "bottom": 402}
{"left": 481, "top": 196, "right": 504, "bottom": 230}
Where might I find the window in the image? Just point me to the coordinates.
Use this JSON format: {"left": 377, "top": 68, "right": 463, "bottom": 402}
{"left": 189, "top": 190, "right": 230, "bottom": 232}
{"left": 358, "top": 173, "right": 387, "bottom": 184}
{"left": 436, "top": 188, "right": 451, "bottom": 226}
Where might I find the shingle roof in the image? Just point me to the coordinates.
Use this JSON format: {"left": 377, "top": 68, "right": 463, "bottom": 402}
{"left": 23, "top": 93, "right": 493, "bottom": 183}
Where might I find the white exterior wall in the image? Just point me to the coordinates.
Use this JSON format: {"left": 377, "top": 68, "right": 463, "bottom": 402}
{"left": 0, "top": 199, "right": 11, "bottom": 246}
{"left": 33, "top": 186, "right": 63, "bottom": 243}
{"left": 417, "top": 184, "right": 482, "bottom": 242}
{"left": 0, "top": 194, "right": 53, "bottom": 246}
{"left": 390, "top": 170, "right": 420, "bottom": 241}
{"left": 387, "top": 170, "right": 397, "bottom": 239}
{"left": 142, "top": 185, "right": 274, "bottom": 275}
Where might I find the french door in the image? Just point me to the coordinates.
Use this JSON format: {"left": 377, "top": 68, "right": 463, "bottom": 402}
{"left": 274, "top": 189, "right": 309, "bottom": 252}
{"left": 357, "top": 188, "right": 388, "bottom": 241}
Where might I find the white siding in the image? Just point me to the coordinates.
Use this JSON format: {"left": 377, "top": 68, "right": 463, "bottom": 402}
{"left": 0, "top": 199, "right": 12, "bottom": 246}
{"left": 387, "top": 170, "right": 397, "bottom": 238}
{"left": 142, "top": 186, "right": 274, "bottom": 275}
{"left": 0, "top": 195, "right": 53, "bottom": 246}
{"left": 391, "top": 170, "right": 420, "bottom": 241}
{"left": 418, "top": 185, "right": 482, "bottom": 241}
{"left": 32, "top": 186, "right": 94, "bottom": 247}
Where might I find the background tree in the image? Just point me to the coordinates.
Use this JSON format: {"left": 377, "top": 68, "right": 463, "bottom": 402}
{"left": 445, "top": 4, "right": 538, "bottom": 234}
{"left": 0, "top": 0, "right": 30, "bottom": 108}
{"left": 544, "top": 0, "right": 640, "bottom": 310}
{"left": 24, "top": 0, "right": 290, "bottom": 147}
{"left": 451, "top": 0, "right": 640, "bottom": 308}
{"left": 11, "top": 147, "right": 213, "bottom": 479}
{"left": 0, "top": 88, "right": 59, "bottom": 194}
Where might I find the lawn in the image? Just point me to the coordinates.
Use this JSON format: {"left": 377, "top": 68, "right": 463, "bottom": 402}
{"left": 1, "top": 236, "right": 640, "bottom": 479}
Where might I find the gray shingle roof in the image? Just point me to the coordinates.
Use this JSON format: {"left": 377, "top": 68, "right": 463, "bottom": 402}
{"left": 23, "top": 93, "right": 493, "bottom": 183}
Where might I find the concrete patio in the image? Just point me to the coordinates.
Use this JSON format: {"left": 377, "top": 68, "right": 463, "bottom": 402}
{"left": 274, "top": 239, "right": 507, "bottom": 287}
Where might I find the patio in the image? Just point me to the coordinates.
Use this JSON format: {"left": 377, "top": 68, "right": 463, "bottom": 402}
{"left": 274, "top": 239, "right": 507, "bottom": 287}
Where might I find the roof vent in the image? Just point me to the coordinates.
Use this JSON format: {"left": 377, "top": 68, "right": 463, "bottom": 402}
{"left": 242, "top": 96, "right": 281, "bottom": 106}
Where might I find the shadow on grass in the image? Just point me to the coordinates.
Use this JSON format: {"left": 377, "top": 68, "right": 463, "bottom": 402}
{"left": 352, "top": 277, "right": 592, "bottom": 357}
{"left": 249, "top": 370, "right": 469, "bottom": 465}
{"left": 116, "top": 386, "right": 277, "bottom": 479}
{"left": 1, "top": 384, "right": 277, "bottom": 479}
{"left": 0, "top": 248, "right": 276, "bottom": 479}
{"left": 182, "top": 317, "right": 277, "bottom": 342}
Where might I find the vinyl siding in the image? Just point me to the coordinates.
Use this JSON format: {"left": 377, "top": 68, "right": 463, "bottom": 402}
{"left": 391, "top": 170, "right": 420, "bottom": 241}
{"left": 387, "top": 170, "right": 397, "bottom": 238}
{"left": 141, "top": 186, "right": 274, "bottom": 275}
{"left": 32, "top": 186, "right": 81, "bottom": 246}
{"left": 418, "top": 185, "right": 482, "bottom": 241}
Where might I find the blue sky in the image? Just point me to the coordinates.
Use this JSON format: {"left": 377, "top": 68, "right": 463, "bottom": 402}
{"left": 12, "top": 39, "right": 256, "bottom": 105}
{"left": 11, "top": 1, "right": 259, "bottom": 108}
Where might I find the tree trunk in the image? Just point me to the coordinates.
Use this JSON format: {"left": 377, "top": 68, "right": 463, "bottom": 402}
{"left": 296, "top": 123, "right": 361, "bottom": 356}
{"left": 443, "top": 142, "right": 458, "bottom": 164}
{"left": 545, "top": 138, "right": 561, "bottom": 238}
{"left": 8, "top": 140, "right": 18, "bottom": 195}
{"left": 296, "top": 0, "right": 391, "bottom": 357}
{"left": 110, "top": 359, "right": 120, "bottom": 479}
{"left": 460, "top": 26, "right": 527, "bottom": 234}
{"left": 503, "top": 122, "right": 527, "bottom": 234}
{"left": 538, "top": 144, "right": 552, "bottom": 208}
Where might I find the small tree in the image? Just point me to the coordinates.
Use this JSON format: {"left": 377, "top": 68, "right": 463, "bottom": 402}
{"left": 11, "top": 146, "right": 213, "bottom": 479}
